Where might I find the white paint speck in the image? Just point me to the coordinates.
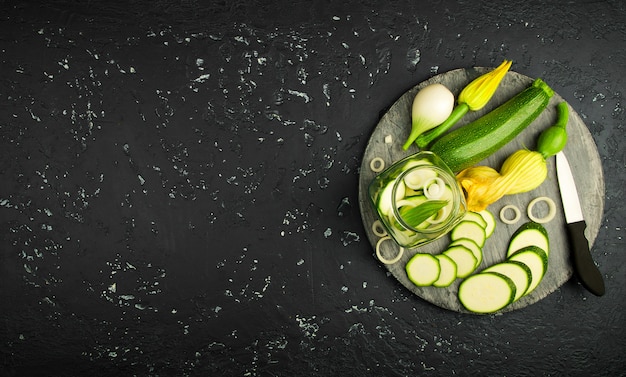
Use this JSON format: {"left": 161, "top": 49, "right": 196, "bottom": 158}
{"left": 193, "top": 73, "right": 211, "bottom": 83}
{"left": 287, "top": 89, "right": 312, "bottom": 103}
{"left": 323, "top": 228, "right": 332, "bottom": 238}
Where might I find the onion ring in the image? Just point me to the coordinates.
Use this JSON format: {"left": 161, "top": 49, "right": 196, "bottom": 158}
{"left": 370, "top": 157, "right": 385, "bottom": 173}
{"left": 371, "top": 220, "right": 388, "bottom": 237}
{"left": 375, "top": 236, "right": 404, "bottom": 264}
{"left": 423, "top": 177, "right": 445, "bottom": 199}
{"left": 500, "top": 204, "right": 521, "bottom": 224}
{"left": 527, "top": 196, "right": 557, "bottom": 224}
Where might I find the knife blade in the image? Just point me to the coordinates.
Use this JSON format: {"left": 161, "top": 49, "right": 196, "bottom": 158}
{"left": 555, "top": 151, "right": 605, "bottom": 296}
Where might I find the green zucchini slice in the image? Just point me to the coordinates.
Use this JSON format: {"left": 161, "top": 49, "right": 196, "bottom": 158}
{"left": 449, "top": 238, "right": 482, "bottom": 269}
{"left": 406, "top": 253, "right": 440, "bottom": 287}
{"left": 507, "top": 246, "right": 548, "bottom": 295}
{"left": 433, "top": 254, "right": 458, "bottom": 287}
{"left": 506, "top": 221, "right": 550, "bottom": 258}
{"left": 477, "top": 209, "right": 496, "bottom": 238}
{"left": 443, "top": 245, "right": 477, "bottom": 278}
{"left": 450, "top": 220, "right": 486, "bottom": 248}
{"left": 482, "top": 261, "right": 532, "bottom": 302}
{"left": 462, "top": 211, "right": 488, "bottom": 229}
{"left": 459, "top": 272, "right": 517, "bottom": 314}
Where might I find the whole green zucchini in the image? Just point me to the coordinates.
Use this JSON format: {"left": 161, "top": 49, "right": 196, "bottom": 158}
{"left": 429, "top": 78, "right": 554, "bottom": 173}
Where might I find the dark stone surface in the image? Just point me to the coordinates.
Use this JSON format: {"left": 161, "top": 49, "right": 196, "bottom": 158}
{"left": 1, "top": 1, "right": 624, "bottom": 376}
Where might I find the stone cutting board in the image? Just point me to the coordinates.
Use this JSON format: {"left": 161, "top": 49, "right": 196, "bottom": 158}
{"left": 358, "top": 68, "right": 604, "bottom": 314}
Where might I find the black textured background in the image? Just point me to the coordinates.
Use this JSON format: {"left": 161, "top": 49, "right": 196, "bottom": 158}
{"left": 1, "top": 1, "right": 624, "bottom": 376}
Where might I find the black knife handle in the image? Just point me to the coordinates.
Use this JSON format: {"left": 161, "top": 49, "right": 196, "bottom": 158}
{"left": 566, "top": 220, "right": 605, "bottom": 296}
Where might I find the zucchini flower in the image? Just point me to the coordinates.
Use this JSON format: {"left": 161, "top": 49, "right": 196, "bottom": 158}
{"left": 459, "top": 60, "right": 512, "bottom": 110}
{"left": 457, "top": 149, "right": 547, "bottom": 212}
{"left": 416, "top": 60, "right": 512, "bottom": 149}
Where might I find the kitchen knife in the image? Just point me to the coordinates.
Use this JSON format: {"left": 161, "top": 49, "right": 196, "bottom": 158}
{"left": 555, "top": 151, "right": 605, "bottom": 296}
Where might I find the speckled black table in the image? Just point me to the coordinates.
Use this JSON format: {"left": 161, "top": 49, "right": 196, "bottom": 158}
{"left": 1, "top": 1, "right": 624, "bottom": 376}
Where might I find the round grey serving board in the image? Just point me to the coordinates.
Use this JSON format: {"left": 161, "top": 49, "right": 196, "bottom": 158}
{"left": 358, "top": 68, "right": 604, "bottom": 314}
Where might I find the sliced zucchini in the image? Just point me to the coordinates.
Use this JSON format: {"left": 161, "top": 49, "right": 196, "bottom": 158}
{"left": 403, "top": 168, "right": 437, "bottom": 190}
{"left": 507, "top": 245, "right": 548, "bottom": 295}
{"left": 406, "top": 253, "right": 440, "bottom": 287}
{"left": 401, "top": 158, "right": 432, "bottom": 173}
{"left": 458, "top": 272, "right": 517, "bottom": 314}
{"left": 506, "top": 221, "right": 549, "bottom": 258}
{"left": 377, "top": 179, "right": 402, "bottom": 218}
{"left": 396, "top": 194, "right": 427, "bottom": 209}
{"left": 462, "top": 211, "right": 488, "bottom": 229}
{"left": 482, "top": 261, "right": 532, "bottom": 302}
{"left": 433, "top": 254, "right": 458, "bottom": 287}
{"left": 450, "top": 220, "right": 486, "bottom": 248}
{"left": 477, "top": 209, "right": 496, "bottom": 238}
{"left": 443, "top": 245, "right": 477, "bottom": 278}
{"left": 449, "top": 238, "right": 482, "bottom": 268}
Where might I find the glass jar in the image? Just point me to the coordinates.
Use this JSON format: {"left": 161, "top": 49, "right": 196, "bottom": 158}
{"left": 368, "top": 151, "right": 467, "bottom": 249}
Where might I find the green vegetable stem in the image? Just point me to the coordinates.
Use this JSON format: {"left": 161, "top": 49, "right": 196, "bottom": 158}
{"left": 415, "top": 103, "right": 469, "bottom": 148}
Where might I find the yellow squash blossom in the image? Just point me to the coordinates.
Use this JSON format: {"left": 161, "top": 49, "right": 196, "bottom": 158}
{"left": 456, "top": 149, "right": 547, "bottom": 212}
{"left": 458, "top": 60, "right": 512, "bottom": 110}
